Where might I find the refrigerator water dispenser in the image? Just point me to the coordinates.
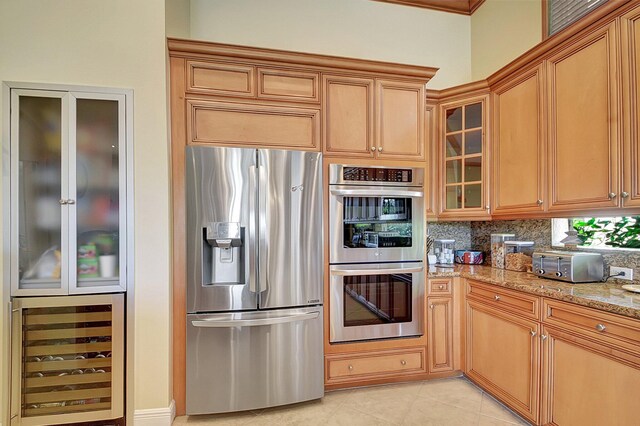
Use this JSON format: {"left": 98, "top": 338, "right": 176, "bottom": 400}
{"left": 203, "top": 222, "right": 245, "bottom": 285}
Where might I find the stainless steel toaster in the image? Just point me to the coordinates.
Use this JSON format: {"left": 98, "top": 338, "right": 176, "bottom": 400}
{"left": 532, "top": 251, "right": 604, "bottom": 283}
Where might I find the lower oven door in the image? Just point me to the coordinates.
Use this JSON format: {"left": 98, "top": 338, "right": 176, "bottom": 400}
{"left": 330, "top": 262, "right": 424, "bottom": 343}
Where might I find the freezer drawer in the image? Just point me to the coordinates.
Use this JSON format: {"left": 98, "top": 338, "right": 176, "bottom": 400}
{"left": 186, "top": 307, "right": 324, "bottom": 414}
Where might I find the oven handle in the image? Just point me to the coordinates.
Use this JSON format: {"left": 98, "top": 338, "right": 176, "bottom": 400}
{"left": 331, "top": 266, "right": 423, "bottom": 276}
{"left": 330, "top": 188, "right": 423, "bottom": 198}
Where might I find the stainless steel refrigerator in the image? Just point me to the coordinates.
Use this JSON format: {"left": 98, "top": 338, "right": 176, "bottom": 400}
{"left": 185, "top": 146, "right": 324, "bottom": 415}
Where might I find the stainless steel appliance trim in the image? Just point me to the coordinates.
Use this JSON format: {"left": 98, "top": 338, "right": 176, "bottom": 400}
{"left": 329, "top": 187, "right": 424, "bottom": 198}
{"left": 191, "top": 311, "right": 319, "bottom": 328}
{"left": 248, "top": 164, "right": 257, "bottom": 293}
{"left": 328, "top": 164, "right": 424, "bottom": 187}
{"left": 329, "top": 262, "right": 424, "bottom": 343}
{"left": 330, "top": 264, "right": 423, "bottom": 276}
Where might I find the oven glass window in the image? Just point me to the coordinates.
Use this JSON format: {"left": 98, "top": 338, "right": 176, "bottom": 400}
{"left": 343, "top": 274, "right": 412, "bottom": 326}
{"left": 343, "top": 197, "right": 412, "bottom": 248}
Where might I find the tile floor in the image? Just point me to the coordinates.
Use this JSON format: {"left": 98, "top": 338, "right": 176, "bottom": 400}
{"left": 173, "top": 376, "right": 529, "bottom": 425}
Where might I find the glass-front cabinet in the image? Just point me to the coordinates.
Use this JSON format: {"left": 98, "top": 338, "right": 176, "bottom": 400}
{"left": 439, "top": 95, "right": 489, "bottom": 219}
{"left": 9, "top": 88, "right": 129, "bottom": 295}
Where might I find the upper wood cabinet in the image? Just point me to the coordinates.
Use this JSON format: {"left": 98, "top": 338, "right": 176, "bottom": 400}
{"left": 492, "top": 65, "right": 546, "bottom": 216}
{"left": 547, "top": 22, "right": 620, "bottom": 212}
{"left": 323, "top": 77, "right": 426, "bottom": 161}
{"left": 621, "top": 5, "right": 640, "bottom": 208}
{"left": 323, "top": 75, "right": 375, "bottom": 158}
{"left": 438, "top": 94, "right": 490, "bottom": 219}
{"left": 425, "top": 101, "right": 438, "bottom": 217}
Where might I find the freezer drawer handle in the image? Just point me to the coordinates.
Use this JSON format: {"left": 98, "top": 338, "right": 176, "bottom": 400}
{"left": 330, "top": 188, "right": 423, "bottom": 198}
{"left": 191, "top": 311, "right": 319, "bottom": 328}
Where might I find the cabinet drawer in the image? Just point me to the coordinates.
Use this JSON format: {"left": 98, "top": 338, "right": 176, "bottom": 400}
{"left": 326, "top": 348, "right": 426, "bottom": 382}
{"left": 187, "top": 61, "right": 256, "bottom": 97}
{"left": 188, "top": 100, "right": 320, "bottom": 150}
{"left": 428, "top": 279, "right": 452, "bottom": 295}
{"left": 543, "top": 299, "right": 640, "bottom": 350}
{"left": 467, "top": 280, "right": 540, "bottom": 320}
{"left": 257, "top": 68, "right": 320, "bottom": 103}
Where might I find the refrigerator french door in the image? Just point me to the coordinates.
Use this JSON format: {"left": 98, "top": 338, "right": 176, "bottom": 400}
{"left": 185, "top": 146, "right": 324, "bottom": 415}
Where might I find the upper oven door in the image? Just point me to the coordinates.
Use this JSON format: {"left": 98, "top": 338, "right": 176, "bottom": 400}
{"left": 329, "top": 185, "right": 424, "bottom": 264}
{"left": 329, "top": 262, "right": 424, "bottom": 343}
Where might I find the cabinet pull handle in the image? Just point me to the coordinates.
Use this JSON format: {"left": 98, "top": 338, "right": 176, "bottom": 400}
{"left": 621, "top": 191, "right": 629, "bottom": 198}
{"left": 348, "top": 364, "right": 353, "bottom": 371}
{"left": 608, "top": 192, "right": 617, "bottom": 199}
{"left": 59, "top": 199, "right": 68, "bottom": 205}
{"left": 595, "top": 323, "right": 606, "bottom": 332}
{"left": 370, "top": 146, "right": 376, "bottom": 152}
{"left": 537, "top": 199, "right": 543, "bottom": 205}
{"left": 378, "top": 147, "right": 383, "bottom": 152}
{"left": 494, "top": 295, "right": 500, "bottom": 301}
{"left": 67, "top": 199, "right": 76, "bottom": 205}
{"left": 401, "top": 360, "right": 407, "bottom": 366}
{"left": 541, "top": 334, "right": 548, "bottom": 341}
{"left": 530, "top": 330, "right": 537, "bottom": 337}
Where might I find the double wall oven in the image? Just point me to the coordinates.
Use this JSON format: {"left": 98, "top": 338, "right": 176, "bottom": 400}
{"left": 329, "top": 164, "right": 425, "bottom": 343}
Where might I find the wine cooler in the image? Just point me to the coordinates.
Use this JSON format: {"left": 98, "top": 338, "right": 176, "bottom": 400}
{"left": 10, "top": 294, "right": 124, "bottom": 425}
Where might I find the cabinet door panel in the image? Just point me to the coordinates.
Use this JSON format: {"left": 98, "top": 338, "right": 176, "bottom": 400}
{"left": 428, "top": 297, "right": 453, "bottom": 373}
{"left": 376, "top": 80, "right": 425, "bottom": 160}
{"left": 466, "top": 301, "right": 539, "bottom": 424}
{"left": 547, "top": 23, "right": 619, "bottom": 211}
{"left": 493, "top": 66, "right": 545, "bottom": 215}
{"left": 621, "top": 6, "right": 640, "bottom": 207}
{"left": 541, "top": 326, "right": 640, "bottom": 425}
{"left": 323, "top": 76, "right": 374, "bottom": 157}
{"left": 187, "top": 61, "right": 255, "bottom": 97}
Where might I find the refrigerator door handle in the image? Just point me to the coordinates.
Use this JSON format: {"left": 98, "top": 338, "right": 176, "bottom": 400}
{"left": 248, "top": 165, "right": 258, "bottom": 293}
{"left": 330, "top": 187, "right": 423, "bottom": 198}
{"left": 191, "top": 311, "right": 319, "bottom": 328}
{"left": 257, "top": 164, "right": 268, "bottom": 293}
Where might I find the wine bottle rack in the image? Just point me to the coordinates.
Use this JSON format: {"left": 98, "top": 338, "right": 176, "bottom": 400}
{"left": 11, "top": 294, "right": 124, "bottom": 425}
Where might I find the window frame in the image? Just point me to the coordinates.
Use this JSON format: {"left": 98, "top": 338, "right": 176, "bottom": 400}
{"left": 542, "top": 0, "right": 609, "bottom": 40}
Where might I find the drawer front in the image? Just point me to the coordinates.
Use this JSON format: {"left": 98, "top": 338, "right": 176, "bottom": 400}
{"left": 543, "top": 299, "right": 640, "bottom": 350}
{"left": 326, "top": 348, "right": 426, "bottom": 382}
{"left": 188, "top": 100, "right": 320, "bottom": 150}
{"left": 257, "top": 68, "right": 320, "bottom": 103}
{"left": 187, "top": 61, "right": 256, "bottom": 97}
{"left": 428, "top": 279, "right": 452, "bottom": 295}
{"left": 467, "top": 280, "right": 540, "bottom": 320}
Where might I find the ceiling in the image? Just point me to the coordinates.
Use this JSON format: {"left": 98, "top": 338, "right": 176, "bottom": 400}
{"left": 374, "top": 0, "right": 486, "bottom": 15}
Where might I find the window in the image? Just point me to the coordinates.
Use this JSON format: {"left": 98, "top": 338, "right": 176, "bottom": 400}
{"left": 552, "top": 217, "right": 640, "bottom": 249}
{"left": 545, "top": 0, "right": 607, "bottom": 37}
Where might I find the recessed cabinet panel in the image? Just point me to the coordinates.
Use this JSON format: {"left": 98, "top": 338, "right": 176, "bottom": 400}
{"left": 187, "top": 61, "right": 255, "bottom": 97}
{"left": 493, "top": 67, "right": 545, "bottom": 215}
{"left": 428, "top": 297, "right": 454, "bottom": 373}
{"left": 376, "top": 80, "right": 425, "bottom": 160}
{"left": 258, "top": 68, "right": 319, "bottom": 103}
{"left": 548, "top": 23, "right": 619, "bottom": 211}
{"left": 323, "top": 76, "right": 374, "bottom": 157}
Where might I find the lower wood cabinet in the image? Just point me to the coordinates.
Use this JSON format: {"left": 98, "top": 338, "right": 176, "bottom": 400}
{"left": 466, "top": 299, "right": 540, "bottom": 424}
{"left": 427, "top": 297, "right": 454, "bottom": 373}
{"left": 325, "top": 347, "right": 426, "bottom": 385}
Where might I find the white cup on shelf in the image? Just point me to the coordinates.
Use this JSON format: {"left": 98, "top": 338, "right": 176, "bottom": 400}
{"left": 99, "top": 255, "right": 117, "bottom": 278}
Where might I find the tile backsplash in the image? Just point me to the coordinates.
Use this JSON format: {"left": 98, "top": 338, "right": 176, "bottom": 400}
{"left": 427, "top": 218, "right": 640, "bottom": 284}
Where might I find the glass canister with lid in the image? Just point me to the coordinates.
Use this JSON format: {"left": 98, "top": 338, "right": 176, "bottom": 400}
{"left": 490, "top": 233, "right": 515, "bottom": 269}
{"left": 434, "top": 239, "right": 455, "bottom": 267}
{"left": 504, "top": 241, "right": 535, "bottom": 272}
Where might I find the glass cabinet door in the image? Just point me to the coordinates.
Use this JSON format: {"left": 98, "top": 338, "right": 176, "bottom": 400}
{"left": 10, "top": 88, "right": 128, "bottom": 296}
{"left": 11, "top": 90, "right": 69, "bottom": 295}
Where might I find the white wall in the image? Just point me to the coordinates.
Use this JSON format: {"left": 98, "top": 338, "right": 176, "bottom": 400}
{"left": 471, "top": 0, "right": 542, "bottom": 80}
{"left": 190, "top": 0, "right": 472, "bottom": 89}
{"left": 166, "top": 0, "right": 191, "bottom": 39}
{"left": 0, "top": 0, "right": 172, "bottom": 418}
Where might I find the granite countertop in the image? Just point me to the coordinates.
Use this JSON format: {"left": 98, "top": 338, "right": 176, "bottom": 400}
{"left": 428, "top": 264, "right": 640, "bottom": 320}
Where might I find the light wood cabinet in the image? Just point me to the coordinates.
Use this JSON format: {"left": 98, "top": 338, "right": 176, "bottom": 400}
{"left": 427, "top": 297, "right": 454, "bottom": 373}
{"left": 425, "top": 101, "right": 438, "bottom": 217}
{"left": 621, "top": 5, "right": 640, "bottom": 208}
{"left": 492, "top": 65, "right": 546, "bottom": 216}
{"left": 547, "top": 22, "right": 620, "bottom": 212}
{"left": 187, "top": 60, "right": 256, "bottom": 98}
{"left": 465, "top": 299, "right": 541, "bottom": 424}
{"left": 438, "top": 95, "right": 490, "bottom": 219}
{"left": 325, "top": 347, "right": 426, "bottom": 384}
{"left": 257, "top": 67, "right": 320, "bottom": 103}
{"left": 323, "top": 77, "right": 425, "bottom": 161}
{"left": 322, "top": 75, "right": 375, "bottom": 158}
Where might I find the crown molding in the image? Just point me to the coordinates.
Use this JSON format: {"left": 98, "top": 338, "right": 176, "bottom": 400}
{"left": 374, "top": 0, "right": 486, "bottom": 15}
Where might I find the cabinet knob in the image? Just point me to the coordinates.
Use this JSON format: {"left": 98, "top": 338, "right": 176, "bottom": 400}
{"left": 429, "top": 304, "right": 434, "bottom": 309}
{"left": 530, "top": 330, "right": 537, "bottom": 337}
{"left": 348, "top": 364, "right": 353, "bottom": 371}
{"left": 621, "top": 191, "right": 629, "bottom": 198}
{"left": 67, "top": 199, "right": 75, "bottom": 205}
{"left": 537, "top": 199, "right": 543, "bottom": 205}
{"left": 541, "top": 334, "right": 548, "bottom": 341}
{"left": 378, "top": 147, "right": 383, "bottom": 152}
{"left": 401, "top": 360, "right": 406, "bottom": 366}
{"left": 438, "top": 285, "right": 444, "bottom": 290}
{"left": 608, "top": 192, "right": 617, "bottom": 199}
{"left": 59, "top": 199, "right": 68, "bottom": 205}
{"left": 370, "top": 146, "right": 376, "bottom": 152}
{"left": 595, "top": 323, "right": 606, "bottom": 332}
{"left": 494, "top": 295, "right": 501, "bottom": 301}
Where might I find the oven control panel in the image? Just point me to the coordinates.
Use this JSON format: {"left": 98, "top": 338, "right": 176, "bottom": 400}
{"left": 343, "top": 167, "right": 412, "bottom": 183}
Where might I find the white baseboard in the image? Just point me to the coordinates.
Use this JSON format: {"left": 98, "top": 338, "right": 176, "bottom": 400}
{"left": 134, "top": 399, "right": 175, "bottom": 425}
